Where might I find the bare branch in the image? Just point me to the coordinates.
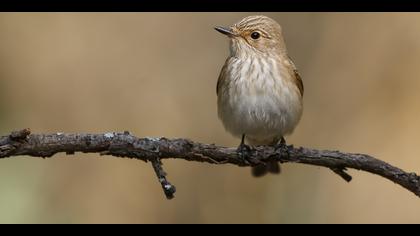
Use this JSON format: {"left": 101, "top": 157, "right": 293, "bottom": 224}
{"left": 0, "top": 129, "right": 419, "bottom": 199}
{"left": 151, "top": 158, "right": 176, "bottom": 199}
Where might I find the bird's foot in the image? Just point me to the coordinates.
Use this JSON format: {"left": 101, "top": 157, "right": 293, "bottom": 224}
{"left": 236, "top": 134, "right": 262, "bottom": 165}
{"left": 275, "top": 137, "right": 290, "bottom": 158}
{"left": 237, "top": 143, "right": 264, "bottom": 166}
{"left": 236, "top": 142, "right": 254, "bottom": 165}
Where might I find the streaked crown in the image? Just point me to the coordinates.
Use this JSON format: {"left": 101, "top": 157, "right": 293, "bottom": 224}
{"left": 231, "top": 15, "right": 287, "bottom": 55}
{"left": 234, "top": 15, "right": 283, "bottom": 38}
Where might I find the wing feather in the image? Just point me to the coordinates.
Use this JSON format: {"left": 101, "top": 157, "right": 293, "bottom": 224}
{"left": 286, "top": 56, "right": 304, "bottom": 97}
{"left": 216, "top": 59, "right": 230, "bottom": 95}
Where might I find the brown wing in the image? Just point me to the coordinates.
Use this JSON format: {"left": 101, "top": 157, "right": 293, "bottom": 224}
{"left": 216, "top": 59, "right": 229, "bottom": 95}
{"left": 286, "top": 56, "right": 304, "bottom": 97}
{"left": 294, "top": 68, "right": 304, "bottom": 97}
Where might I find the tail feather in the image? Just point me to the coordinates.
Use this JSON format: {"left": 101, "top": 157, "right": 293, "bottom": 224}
{"left": 247, "top": 136, "right": 283, "bottom": 177}
{"left": 252, "top": 164, "right": 268, "bottom": 177}
{"left": 267, "top": 160, "right": 281, "bottom": 174}
{"left": 251, "top": 161, "right": 281, "bottom": 177}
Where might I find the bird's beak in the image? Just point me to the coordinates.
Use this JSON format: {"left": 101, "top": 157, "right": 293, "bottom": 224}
{"left": 214, "top": 26, "right": 237, "bottom": 37}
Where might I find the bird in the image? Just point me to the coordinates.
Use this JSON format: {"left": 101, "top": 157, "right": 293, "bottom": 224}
{"left": 215, "top": 15, "right": 304, "bottom": 177}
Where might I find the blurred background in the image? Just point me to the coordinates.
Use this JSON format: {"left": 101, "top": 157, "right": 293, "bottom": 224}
{"left": 0, "top": 13, "right": 419, "bottom": 223}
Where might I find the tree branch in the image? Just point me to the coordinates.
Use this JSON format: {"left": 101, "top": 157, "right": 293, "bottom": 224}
{"left": 0, "top": 129, "right": 419, "bottom": 199}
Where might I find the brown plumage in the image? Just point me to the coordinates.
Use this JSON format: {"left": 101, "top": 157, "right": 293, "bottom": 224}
{"left": 215, "top": 15, "right": 304, "bottom": 177}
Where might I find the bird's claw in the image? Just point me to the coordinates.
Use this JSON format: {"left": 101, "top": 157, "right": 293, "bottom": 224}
{"left": 237, "top": 142, "right": 250, "bottom": 160}
{"left": 275, "top": 138, "right": 290, "bottom": 158}
{"left": 236, "top": 143, "right": 255, "bottom": 165}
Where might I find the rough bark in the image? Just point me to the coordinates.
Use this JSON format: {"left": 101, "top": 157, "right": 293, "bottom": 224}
{"left": 1, "top": 129, "right": 419, "bottom": 199}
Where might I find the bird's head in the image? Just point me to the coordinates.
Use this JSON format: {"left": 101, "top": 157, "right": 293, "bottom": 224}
{"left": 215, "top": 15, "right": 287, "bottom": 57}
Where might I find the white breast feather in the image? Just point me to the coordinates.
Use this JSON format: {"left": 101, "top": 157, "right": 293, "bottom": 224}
{"left": 218, "top": 57, "right": 302, "bottom": 145}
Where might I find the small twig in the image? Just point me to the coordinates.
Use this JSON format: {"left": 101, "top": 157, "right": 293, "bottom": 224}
{"left": 151, "top": 158, "right": 176, "bottom": 199}
{"left": 0, "top": 129, "right": 419, "bottom": 199}
{"left": 330, "top": 167, "right": 353, "bottom": 182}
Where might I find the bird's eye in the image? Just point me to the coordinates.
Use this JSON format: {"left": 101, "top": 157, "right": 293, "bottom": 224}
{"left": 250, "top": 32, "right": 260, "bottom": 39}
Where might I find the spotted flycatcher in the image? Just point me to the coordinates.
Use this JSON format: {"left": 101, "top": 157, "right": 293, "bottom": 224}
{"left": 215, "top": 15, "right": 304, "bottom": 177}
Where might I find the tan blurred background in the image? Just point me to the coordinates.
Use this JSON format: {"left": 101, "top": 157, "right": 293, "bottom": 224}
{"left": 0, "top": 13, "right": 420, "bottom": 223}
